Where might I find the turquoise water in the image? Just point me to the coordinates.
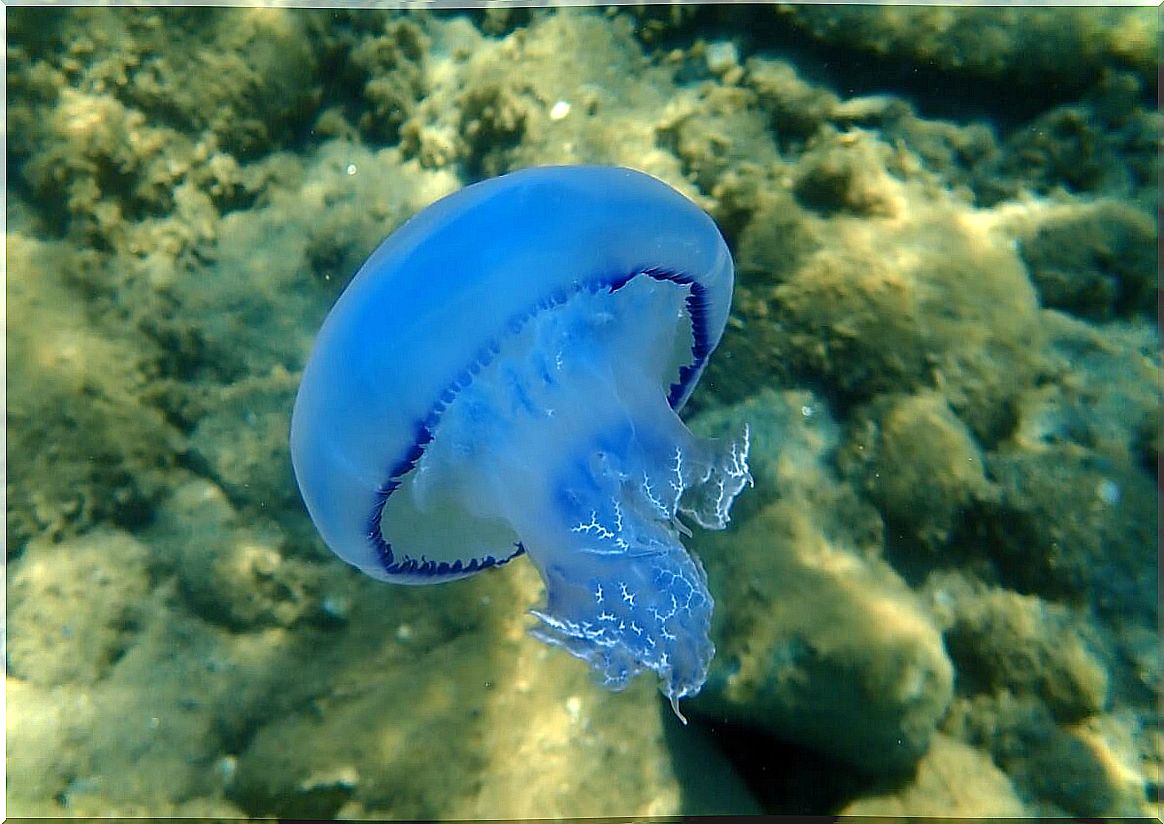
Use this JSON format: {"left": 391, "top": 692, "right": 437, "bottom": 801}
{"left": 6, "top": 5, "right": 1159, "bottom": 817}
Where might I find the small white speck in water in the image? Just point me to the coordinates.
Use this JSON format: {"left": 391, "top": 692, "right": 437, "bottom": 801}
{"left": 704, "top": 40, "right": 739, "bottom": 74}
{"left": 549, "top": 100, "right": 571, "bottom": 121}
{"left": 346, "top": 163, "right": 358, "bottom": 176}
{"left": 801, "top": 405, "right": 814, "bottom": 417}
{"left": 1097, "top": 478, "right": 1120, "bottom": 505}
{"left": 565, "top": 695, "right": 582, "bottom": 722}
{"left": 216, "top": 755, "right": 237, "bottom": 786}
{"left": 320, "top": 595, "right": 350, "bottom": 623}
{"left": 396, "top": 624, "right": 413, "bottom": 641}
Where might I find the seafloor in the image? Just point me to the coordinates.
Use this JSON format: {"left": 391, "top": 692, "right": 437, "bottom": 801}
{"left": 5, "top": 5, "right": 1160, "bottom": 817}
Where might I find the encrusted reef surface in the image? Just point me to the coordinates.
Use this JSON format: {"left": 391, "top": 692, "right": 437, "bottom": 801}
{"left": 7, "top": 6, "right": 1159, "bottom": 817}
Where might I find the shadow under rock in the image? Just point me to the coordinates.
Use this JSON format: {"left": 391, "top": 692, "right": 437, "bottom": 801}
{"left": 664, "top": 702, "right": 902, "bottom": 815}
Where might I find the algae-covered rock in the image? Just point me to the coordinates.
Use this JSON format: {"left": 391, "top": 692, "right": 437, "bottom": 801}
{"left": 187, "top": 370, "right": 303, "bottom": 523}
{"left": 742, "top": 128, "right": 1043, "bottom": 443}
{"left": 927, "top": 572, "right": 1108, "bottom": 723}
{"left": 8, "top": 530, "right": 152, "bottom": 686}
{"left": 769, "top": 7, "right": 1159, "bottom": 210}
{"left": 15, "top": 87, "right": 190, "bottom": 240}
{"left": 6, "top": 232, "right": 184, "bottom": 552}
{"left": 1018, "top": 199, "right": 1157, "bottom": 321}
{"left": 697, "top": 500, "right": 954, "bottom": 773}
{"left": 722, "top": 167, "right": 816, "bottom": 282}
{"left": 7, "top": 515, "right": 299, "bottom": 816}
{"left": 841, "top": 390, "right": 989, "bottom": 547}
{"left": 399, "top": 9, "right": 704, "bottom": 185}
{"left": 982, "top": 446, "right": 1156, "bottom": 616}
{"left": 744, "top": 56, "right": 842, "bottom": 147}
{"left": 345, "top": 18, "right": 428, "bottom": 144}
{"left": 840, "top": 733, "right": 1028, "bottom": 816}
{"left": 690, "top": 390, "right": 953, "bottom": 773}
{"left": 948, "top": 692, "right": 1154, "bottom": 816}
{"left": 179, "top": 534, "right": 323, "bottom": 631}
{"left": 792, "top": 128, "right": 899, "bottom": 217}
{"left": 147, "top": 477, "right": 341, "bottom": 632}
{"left": 657, "top": 81, "right": 780, "bottom": 195}
{"left": 971, "top": 313, "right": 1159, "bottom": 617}
{"left": 776, "top": 6, "right": 1156, "bottom": 91}
{"left": 8, "top": 7, "right": 320, "bottom": 248}
{"left": 995, "top": 92, "right": 1160, "bottom": 208}
{"left": 226, "top": 559, "right": 759, "bottom": 818}
{"left": 166, "top": 139, "right": 450, "bottom": 380}
{"left": 1009, "top": 310, "right": 1161, "bottom": 469}
{"left": 124, "top": 8, "right": 321, "bottom": 157}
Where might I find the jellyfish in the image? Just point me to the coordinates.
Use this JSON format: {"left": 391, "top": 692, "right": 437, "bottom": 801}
{"left": 291, "top": 166, "right": 750, "bottom": 718}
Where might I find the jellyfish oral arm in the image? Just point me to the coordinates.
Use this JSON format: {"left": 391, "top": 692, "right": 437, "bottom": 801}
{"left": 381, "top": 275, "right": 751, "bottom": 712}
{"left": 525, "top": 405, "right": 751, "bottom": 717}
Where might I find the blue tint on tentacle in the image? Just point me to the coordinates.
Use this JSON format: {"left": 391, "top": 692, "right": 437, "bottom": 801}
{"left": 531, "top": 542, "right": 715, "bottom": 714}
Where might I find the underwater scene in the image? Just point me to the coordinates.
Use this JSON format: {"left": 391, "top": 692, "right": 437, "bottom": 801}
{"left": 5, "top": 3, "right": 1160, "bottom": 817}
